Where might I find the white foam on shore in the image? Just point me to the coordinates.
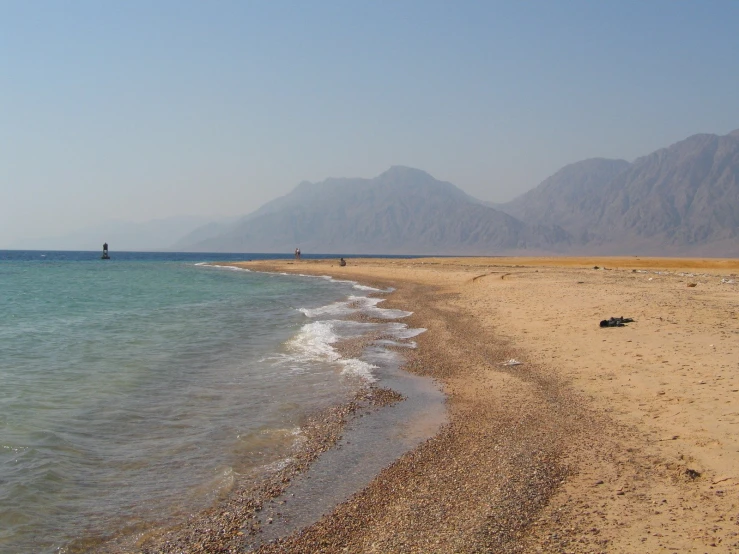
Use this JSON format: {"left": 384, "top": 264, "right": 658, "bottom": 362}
{"left": 299, "top": 295, "right": 411, "bottom": 320}
{"left": 374, "top": 339, "right": 418, "bottom": 349}
{"left": 199, "top": 266, "right": 418, "bottom": 382}
{"left": 298, "top": 300, "right": 357, "bottom": 318}
{"left": 284, "top": 321, "right": 378, "bottom": 381}
{"left": 289, "top": 321, "right": 341, "bottom": 361}
{"left": 382, "top": 322, "right": 426, "bottom": 339}
{"left": 362, "top": 298, "right": 412, "bottom": 319}
{"left": 320, "top": 275, "right": 354, "bottom": 284}
{"left": 352, "top": 284, "right": 383, "bottom": 292}
{"left": 338, "top": 358, "right": 377, "bottom": 380}
{"left": 295, "top": 273, "right": 392, "bottom": 293}
{"left": 201, "top": 265, "right": 393, "bottom": 295}
{"left": 277, "top": 316, "right": 424, "bottom": 381}
{"left": 199, "top": 263, "right": 252, "bottom": 272}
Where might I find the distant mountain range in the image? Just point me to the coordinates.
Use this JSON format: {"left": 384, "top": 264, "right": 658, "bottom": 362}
{"left": 174, "top": 166, "right": 569, "bottom": 255}
{"left": 175, "top": 128, "right": 739, "bottom": 256}
{"left": 497, "top": 129, "right": 739, "bottom": 255}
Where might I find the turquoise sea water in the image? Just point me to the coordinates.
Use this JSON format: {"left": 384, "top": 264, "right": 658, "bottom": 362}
{"left": 0, "top": 251, "right": 418, "bottom": 553}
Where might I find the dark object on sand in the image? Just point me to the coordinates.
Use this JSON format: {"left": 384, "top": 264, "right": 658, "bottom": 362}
{"left": 593, "top": 266, "right": 600, "bottom": 270}
{"left": 687, "top": 282, "right": 697, "bottom": 287}
{"left": 600, "top": 316, "right": 635, "bottom": 328}
{"left": 339, "top": 257, "right": 346, "bottom": 267}
{"left": 685, "top": 468, "right": 701, "bottom": 479}
{"left": 101, "top": 242, "right": 110, "bottom": 260}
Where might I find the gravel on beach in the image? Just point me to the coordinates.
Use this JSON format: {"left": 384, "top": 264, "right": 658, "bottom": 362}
{"left": 100, "top": 257, "right": 739, "bottom": 553}
{"left": 255, "top": 281, "right": 594, "bottom": 554}
{"left": 93, "top": 386, "right": 402, "bottom": 554}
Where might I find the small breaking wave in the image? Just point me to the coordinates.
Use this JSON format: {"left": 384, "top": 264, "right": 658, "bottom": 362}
{"left": 352, "top": 284, "right": 384, "bottom": 292}
{"left": 298, "top": 300, "right": 356, "bottom": 319}
{"left": 299, "top": 296, "right": 411, "bottom": 320}
{"left": 198, "top": 263, "right": 251, "bottom": 272}
{"left": 289, "top": 321, "right": 342, "bottom": 361}
{"left": 338, "top": 358, "right": 377, "bottom": 380}
{"left": 296, "top": 274, "right": 392, "bottom": 293}
{"left": 283, "top": 320, "right": 378, "bottom": 381}
{"left": 381, "top": 322, "right": 425, "bottom": 340}
{"left": 269, "top": 315, "right": 425, "bottom": 383}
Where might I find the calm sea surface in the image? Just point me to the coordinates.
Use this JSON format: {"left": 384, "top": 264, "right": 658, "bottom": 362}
{"left": 0, "top": 251, "right": 421, "bottom": 553}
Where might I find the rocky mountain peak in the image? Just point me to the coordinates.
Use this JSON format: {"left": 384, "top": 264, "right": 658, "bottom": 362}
{"left": 377, "top": 166, "right": 435, "bottom": 182}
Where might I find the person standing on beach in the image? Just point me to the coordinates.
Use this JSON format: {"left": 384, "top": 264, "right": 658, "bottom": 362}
{"left": 294, "top": 248, "right": 299, "bottom": 260}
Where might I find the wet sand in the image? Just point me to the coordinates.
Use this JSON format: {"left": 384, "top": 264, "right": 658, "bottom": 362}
{"left": 120, "top": 257, "right": 739, "bottom": 553}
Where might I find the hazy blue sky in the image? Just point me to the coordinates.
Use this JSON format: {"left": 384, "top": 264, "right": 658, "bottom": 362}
{"left": 2, "top": 0, "right": 739, "bottom": 246}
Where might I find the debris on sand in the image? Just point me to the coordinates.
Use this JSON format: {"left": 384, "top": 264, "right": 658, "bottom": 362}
{"left": 599, "top": 317, "right": 635, "bottom": 328}
{"left": 685, "top": 468, "right": 702, "bottom": 480}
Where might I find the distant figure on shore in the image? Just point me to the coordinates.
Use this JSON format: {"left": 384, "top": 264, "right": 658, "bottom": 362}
{"left": 339, "top": 257, "right": 346, "bottom": 267}
{"left": 294, "top": 248, "right": 301, "bottom": 260}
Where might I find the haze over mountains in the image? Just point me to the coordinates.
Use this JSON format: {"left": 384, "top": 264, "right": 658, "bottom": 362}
{"left": 15, "top": 128, "right": 734, "bottom": 257}
{"left": 173, "top": 166, "right": 569, "bottom": 255}
{"left": 174, "top": 128, "right": 739, "bottom": 256}
{"left": 499, "top": 129, "right": 739, "bottom": 255}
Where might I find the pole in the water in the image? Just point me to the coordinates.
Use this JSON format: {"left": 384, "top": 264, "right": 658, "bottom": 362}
{"left": 101, "top": 242, "right": 110, "bottom": 259}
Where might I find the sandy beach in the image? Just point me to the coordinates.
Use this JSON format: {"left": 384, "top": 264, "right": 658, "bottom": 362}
{"left": 133, "top": 256, "right": 739, "bottom": 553}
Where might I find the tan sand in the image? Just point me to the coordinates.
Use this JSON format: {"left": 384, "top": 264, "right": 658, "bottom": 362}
{"left": 233, "top": 257, "right": 739, "bottom": 553}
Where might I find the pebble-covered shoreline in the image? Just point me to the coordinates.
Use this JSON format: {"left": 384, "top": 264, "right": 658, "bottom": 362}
{"left": 254, "top": 278, "right": 591, "bottom": 553}
{"left": 90, "top": 256, "right": 739, "bottom": 553}
{"left": 90, "top": 385, "right": 403, "bottom": 554}
{"left": 112, "top": 264, "right": 592, "bottom": 554}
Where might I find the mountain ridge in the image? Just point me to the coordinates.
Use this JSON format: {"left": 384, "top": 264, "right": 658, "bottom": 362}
{"left": 175, "top": 129, "right": 739, "bottom": 256}
{"left": 178, "top": 166, "right": 569, "bottom": 255}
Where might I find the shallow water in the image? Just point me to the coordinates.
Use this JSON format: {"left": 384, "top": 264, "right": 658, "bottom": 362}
{"left": 249, "top": 342, "right": 447, "bottom": 548}
{"left": 0, "top": 251, "right": 438, "bottom": 552}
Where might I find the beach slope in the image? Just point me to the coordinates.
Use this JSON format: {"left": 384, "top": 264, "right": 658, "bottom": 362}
{"left": 239, "top": 257, "right": 739, "bottom": 553}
